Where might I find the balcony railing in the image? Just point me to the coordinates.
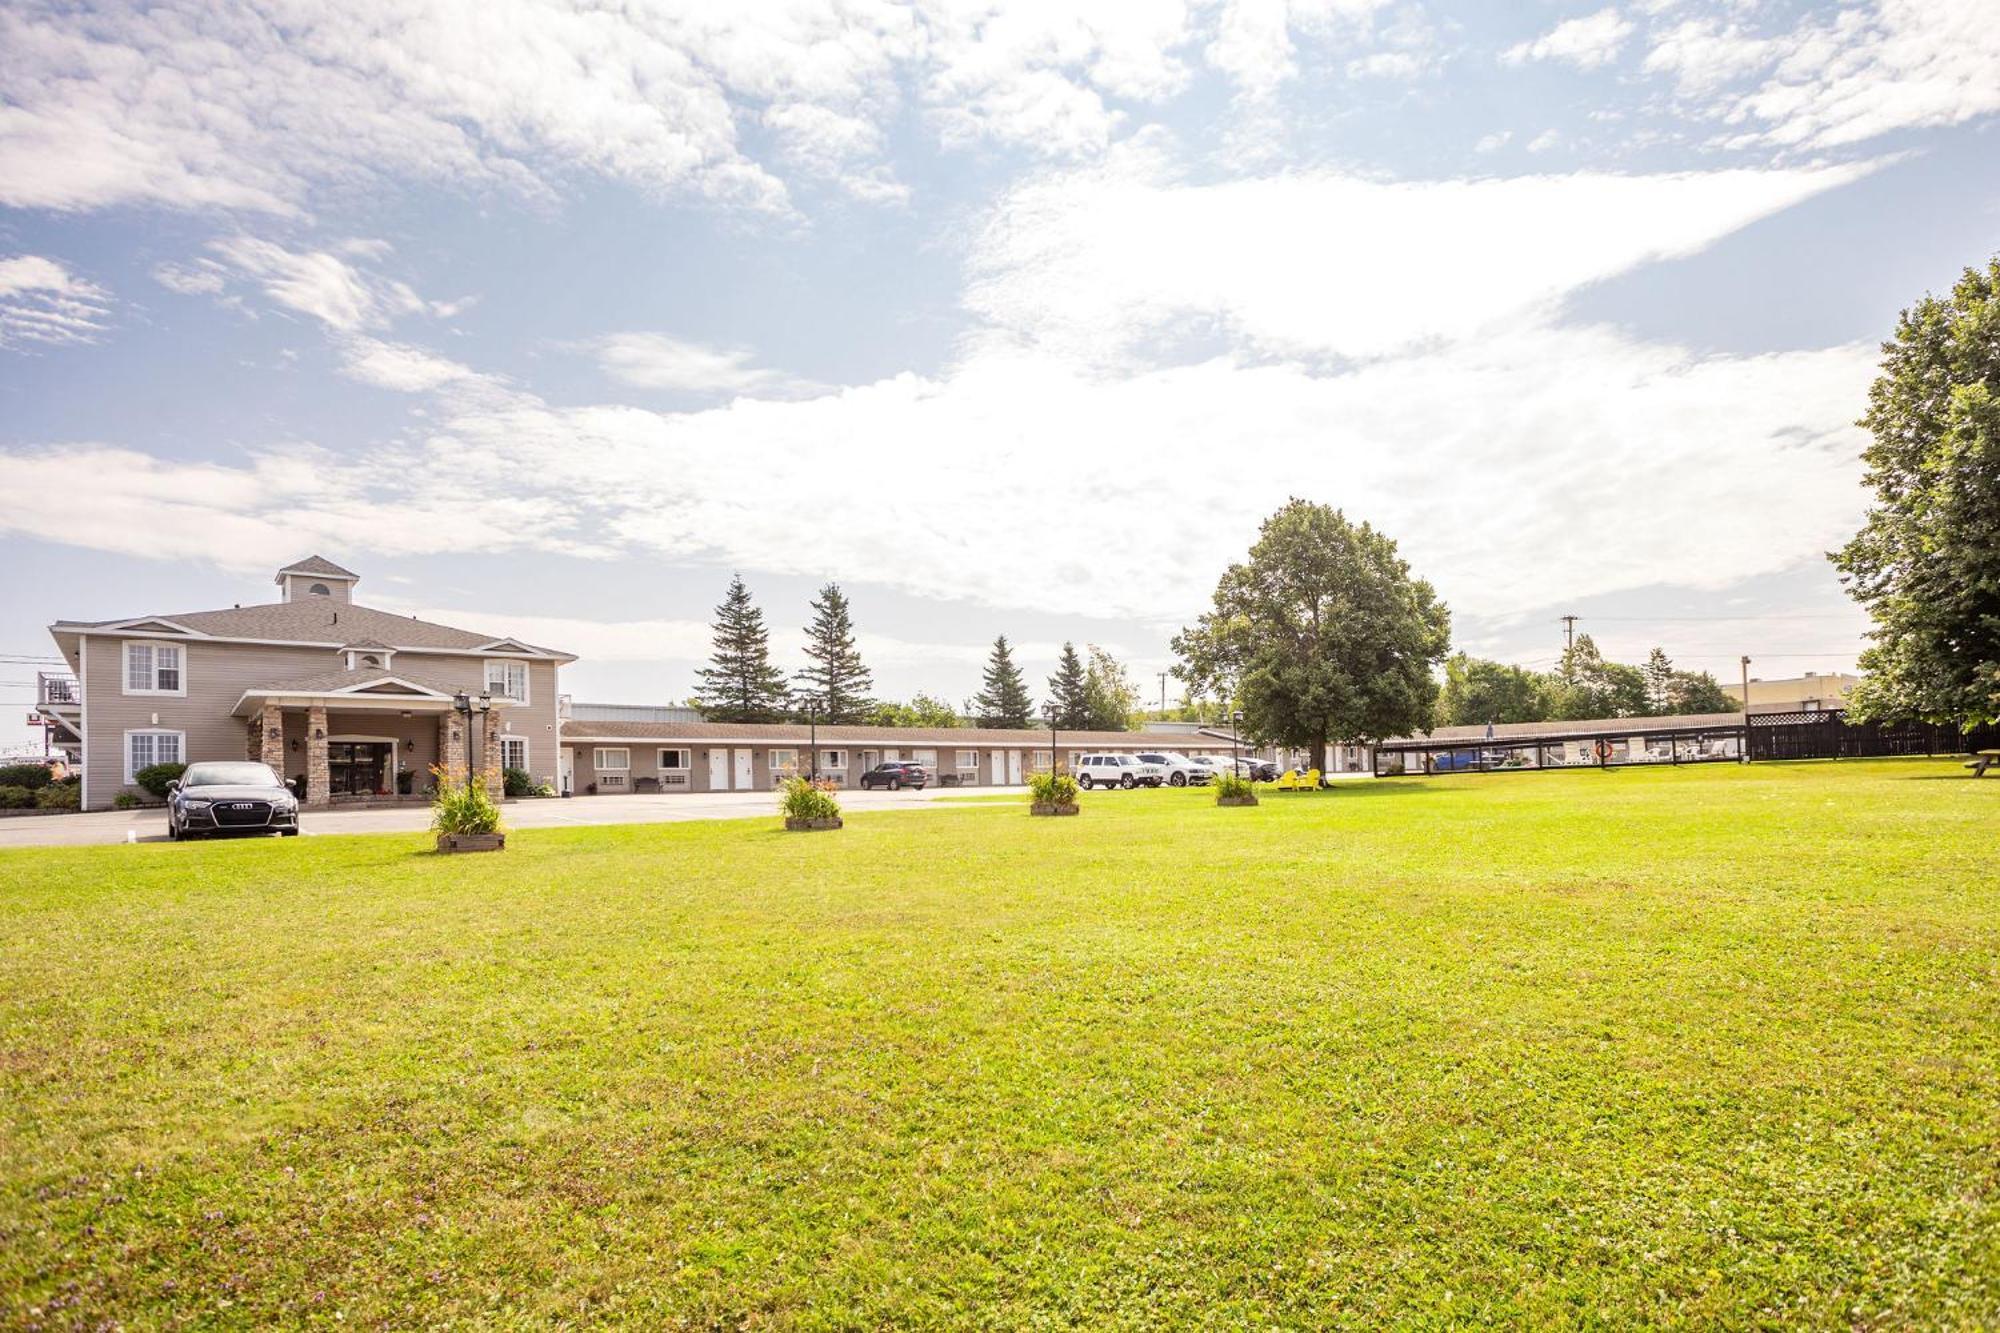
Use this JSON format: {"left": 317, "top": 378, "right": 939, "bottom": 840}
{"left": 37, "top": 673, "right": 79, "bottom": 707}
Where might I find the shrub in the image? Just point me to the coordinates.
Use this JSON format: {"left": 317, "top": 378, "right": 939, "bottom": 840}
{"left": 1213, "top": 769, "right": 1255, "bottom": 801}
{"left": 36, "top": 783, "right": 80, "bottom": 811}
{"left": 779, "top": 775, "right": 842, "bottom": 822}
{"left": 502, "top": 766, "right": 534, "bottom": 798}
{"left": 134, "top": 762, "right": 187, "bottom": 798}
{"left": 113, "top": 792, "right": 141, "bottom": 810}
{"left": 535, "top": 783, "right": 557, "bottom": 798}
{"left": 1027, "top": 771, "right": 1080, "bottom": 807}
{"left": 0, "top": 763, "right": 53, "bottom": 791}
{"left": 0, "top": 785, "right": 34, "bottom": 809}
{"left": 430, "top": 765, "right": 503, "bottom": 836}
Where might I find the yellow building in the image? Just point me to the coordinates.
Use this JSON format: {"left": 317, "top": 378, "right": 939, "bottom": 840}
{"left": 1722, "top": 671, "right": 1860, "bottom": 715}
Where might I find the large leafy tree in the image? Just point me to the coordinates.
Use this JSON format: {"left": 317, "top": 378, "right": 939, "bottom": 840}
{"left": 1174, "top": 500, "right": 1451, "bottom": 751}
{"left": 1549, "top": 635, "right": 1649, "bottom": 720}
{"left": 1082, "top": 644, "right": 1138, "bottom": 731}
{"left": 794, "top": 583, "right": 874, "bottom": 724}
{"left": 868, "top": 693, "right": 962, "bottom": 728}
{"left": 1834, "top": 258, "right": 2000, "bottom": 728}
{"left": 1436, "top": 653, "right": 1552, "bottom": 727}
{"left": 972, "top": 635, "right": 1035, "bottom": 728}
{"left": 1046, "top": 642, "right": 1091, "bottom": 729}
{"left": 694, "top": 575, "right": 791, "bottom": 723}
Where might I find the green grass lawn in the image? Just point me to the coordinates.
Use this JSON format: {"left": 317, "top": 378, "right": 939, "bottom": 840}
{"left": 2, "top": 760, "right": 1996, "bottom": 1327}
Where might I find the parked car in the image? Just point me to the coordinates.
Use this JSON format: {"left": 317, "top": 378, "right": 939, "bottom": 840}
{"left": 1134, "top": 751, "right": 1211, "bottom": 786}
{"left": 1227, "top": 756, "right": 1278, "bottom": 781}
{"left": 167, "top": 761, "right": 300, "bottom": 840}
{"left": 859, "top": 761, "right": 930, "bottom": 790}
{"left": 1074, "top": 753, "right": 1166, "bottom": 789}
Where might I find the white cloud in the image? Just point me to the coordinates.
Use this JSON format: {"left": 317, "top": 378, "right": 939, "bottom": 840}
{"left": 0, "top": 253, "right": 111, "bottom": 349}
{"left": 339, "top": 337, "right": 481, "bottom": 393}
{"left": 1525, "top": 128, "right": 1562, "bottom": 153}
{"left": 961, "top": 149, "right": 1875, "bottom": 367}
{"left": 1347, "top": 50, "right": 1427, "bottom": 79}
{"left": 1503, "top": 8, "right": 1634, "bottom": 70}
{"left": 1207, "top": 0, "right": 1390, "bottom": 99}
{"left": 208, "top": 237, "right": 438, "bottom": 332}
{"left": 151, "top": 259, "right": 228, "bottom": 297}
{"left": 591, "top": 334, "right": 791, "bottom": 396}
{"left": 1473, "top": 130, "right": 1512, "bottom": 153}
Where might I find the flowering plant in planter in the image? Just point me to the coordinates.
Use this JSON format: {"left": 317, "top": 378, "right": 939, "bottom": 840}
{"left": 780, "top": 775, "right": 843, "bottom": 830}
{"left": 1213, "top": 769, "right": 1259, "bottom": 806}
{"left": 1027, "top": 770, "right": 1081, "bottom": 815}
{"left": 431, "top": 764, "right": 505, "bottom": 851}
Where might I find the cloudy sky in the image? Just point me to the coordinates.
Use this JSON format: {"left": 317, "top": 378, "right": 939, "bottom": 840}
{"left": 4, "top": 0, "right": 1997, "bottom": 739}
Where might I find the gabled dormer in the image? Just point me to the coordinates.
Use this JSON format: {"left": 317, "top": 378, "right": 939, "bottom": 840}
{"left": 277, "top": 555, "right": 360, "bottom": 604}
{"left": 339, "top": 639, "right": 396, "bottom": 671}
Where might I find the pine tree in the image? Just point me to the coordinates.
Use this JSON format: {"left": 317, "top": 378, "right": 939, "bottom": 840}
{"left": 694, "top": 575, "right": 790, "bottom": 723}
{"left": 972, "top": 635, "right": 1035, "bottom": 728}
{"left": 1643, "top": 647, "right": 1674, "bottom": 714}
{"left": 794, "top": 583, "right": 873, "bottom": 724}
{"left": 1047, "top": 641, "right": 1090, "bottom": 729}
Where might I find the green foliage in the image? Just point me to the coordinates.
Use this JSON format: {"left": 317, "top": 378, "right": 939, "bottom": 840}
{"left": 113, "top": 792, "right": 140, "bottom": 810}
{"left": 1666, "top": 669, "right": 1737, "bottom": 714}
{"left": 694, "top": 574, "right": 791, "bottom": 724}
{"left": 1441, "top": 644, "right": 1735, "bottom": 727}
{"left": 429, "top": 770, "right": 503, "bottom": 836}
{"left": 502, "top": 767, "right": 534, "bottom": 798}
{"left": 0, "top": 763, "right": 52, "bottom": 791}
{"left": 1026, "top": 769, "right": 1079, "bottom": 806}
{"left": 972, "top": 635, "right": 1036, "bottom": 728}
{"left": 1834, "top": 258, "right": 2000, "bottom": 728}
{"left": 867, "top": 692, "right": 963, "bottom": 728}
{"left": 0, "top": 785, "right": 34, "bottom": 809}
{"left": 1082, "top": 644, "right": 1138, "bottom": 731}
{"left": 35, "top": 783, "right": 79, "bottom": 811}
{"left": 1045, "top": 641, "right": 1090, "bottom": 729}
{"left": 1211, "top": 768, "right": 1256, "bottom": 801}
{"left": 778, "top": 775, "right": 842, "bottom": 822}
{"left": 133, "top": 762, "right": 186, "bottom": 798}
{"left": 1175, "top": 500, "right": 1451, "bottom": 750}
{"left": 794, "top": 583, "right": 874, "bottom": 724}
{"left": 1437, "top": 653, "right": 1554, "bottom": 726}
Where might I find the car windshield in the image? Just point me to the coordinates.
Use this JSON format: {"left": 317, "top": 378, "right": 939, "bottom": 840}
{"left": 181, "top": 762, "right": 282, "bottom": 788}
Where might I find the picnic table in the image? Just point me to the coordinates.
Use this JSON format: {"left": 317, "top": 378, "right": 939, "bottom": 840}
{"left": 1968, "top": 749, "right": 2000, "bottom": 777}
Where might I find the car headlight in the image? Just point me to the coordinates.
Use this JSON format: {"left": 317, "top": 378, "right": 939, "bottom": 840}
{"left": 182, "top": 798, "right": 212, "bottom": 810}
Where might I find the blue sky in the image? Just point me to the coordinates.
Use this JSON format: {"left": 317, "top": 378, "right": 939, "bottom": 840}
{"left": 3, "top": 0, "right": 1998, "bottom": 743}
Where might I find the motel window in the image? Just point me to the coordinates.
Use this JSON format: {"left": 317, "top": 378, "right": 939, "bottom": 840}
{"left": 124, "top": 642, "right": 183, "bottom": 694}
{"left": 955, "top": 750, "right": 977, "bottom": 770}
{"left": 770, "top": 749, "right": 799, "bottom": 778}
{"left": 1031, "top": 750, "right": 1052, "bottom": 772}
{"left": 658, "top": 748, "right": 690, "bottom": 771}
{"left": 820, "top": 750, "right": 847, "bottom": 770}
{"left": 593, "top": 748, "right": 629, "bottom": 771}
{"left": 308, "top": 583, "right": 331, "bottom": 596}
{"left": 912, "top": 749, "right": 937, "bottom": 768}
{"left": 125, "top": 729, "right": 184, "bottom": 784}
{"left": 485, "top": 660, "right": 529, "bottom": 702}
{"left": 500, "top": 736, "right": 529, "bottom": 771}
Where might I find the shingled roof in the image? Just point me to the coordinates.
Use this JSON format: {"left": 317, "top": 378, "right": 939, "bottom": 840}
{"left": 559, "top": 719, "right": 1234, "bottom": 747}
{"left": 62, "top": 599, "right": 572, "bottom": 658}
{"left": 275, "top": 555, "right": 359, "bottom": 580}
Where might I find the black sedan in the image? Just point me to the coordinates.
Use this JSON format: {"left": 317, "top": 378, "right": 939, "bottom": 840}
{"left": 858, "top": 761, "right": 929, "bottom": 791}
{"left": 168, "top": 761, "right": 301, "bottom": 839}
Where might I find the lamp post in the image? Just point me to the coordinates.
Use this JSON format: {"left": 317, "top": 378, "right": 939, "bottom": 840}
{"left": 451, "top": 689, "right": 492, "bottom": 794}
{"left": 1231, "top": 708, "right": 1243, "bottom": 777}
{"left": 801, "top": 693, "right": 821, "bottom": 781}
{"left": 1042, "top": 702, "right": 1059, "bottom": 779}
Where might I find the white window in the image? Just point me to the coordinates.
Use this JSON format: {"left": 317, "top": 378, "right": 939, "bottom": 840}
{"left": 500, "top": 736, "right": 529, "bottom": 771}
{"left": 125, "top": 729, "right": 185, "bottom": 783}
{"left": 658, "top": 748, "right": 690, "bottom": 770}
{"left": 485, "top": 660, "right": 529, "bottom": 702}
{"left": 593, "top": 748, "right": 629, "bottom": 771}
{"left": 308, "top": 582, "right": 331, "bottom": 596}
{"left": 912, "top": 749, "right": 937, "bottom": 768}
{"left": 820, "top": 750, "right": 846, "bottom": 770}
{"left": 124, "top": 641, "right": 184, "bottom": 695}
{"left": 1032, "top": 750, "right": 1052, "bottom": 772}
{"left": 770, "top": 749, "right": 799, "bottom": 778}
{"left": 956, "top": 749, "right": 978, "bottom": 770}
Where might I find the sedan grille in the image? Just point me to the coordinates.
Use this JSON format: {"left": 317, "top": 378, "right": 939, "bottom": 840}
{"left": 212, "top": 801, "right": 272, "bottom": 828}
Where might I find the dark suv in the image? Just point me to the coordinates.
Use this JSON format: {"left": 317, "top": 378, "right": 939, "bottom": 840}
{"left": 859, "top": 761, "right": 929, "bottom": 791}
{"left": 168, "top": 761, "right": 301, "bottom": 840}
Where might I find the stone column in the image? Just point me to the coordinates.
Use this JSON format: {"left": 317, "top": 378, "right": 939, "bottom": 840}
{"left": 482, "top": 718, "right": 504, "bottom": 799}
{"left": 437, "top": 712, "right": 466, "bottom": 789}
{"left": 259, "top": 702, "right": 285, "bottom": 772}
{"left": 305, "top": 704, "right": 330, "bottom": 809}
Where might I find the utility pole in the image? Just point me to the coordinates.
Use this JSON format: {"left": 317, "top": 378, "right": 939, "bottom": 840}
{"left": 1739, "top": 655, "right": 1752, "bottom": 764}
{"left": 1158, "top": 672, "right": 1168, "bottom": 715}
{"left": 1559, "top": 615, "right": 1580, "bottom": 683}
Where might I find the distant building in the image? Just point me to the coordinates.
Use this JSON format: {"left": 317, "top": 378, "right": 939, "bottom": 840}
{"left": 1722, "top": 671, "right": 1860, "bottom": 715}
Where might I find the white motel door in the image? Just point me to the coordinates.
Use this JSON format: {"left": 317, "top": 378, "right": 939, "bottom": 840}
{"left": 988, "top": 750, "right": 1004, "bottom": 784}
{"left": 733, "top": 748, "right": 754, "bottom": 789}
{"left": 707, "top": 748, "right": 729, "bottom": 791}
{"left": 1008, "top": 750, "right": 1023, "bottom": 784}
{"left": 559, "top": 748, "right": 575, "bottom": 795}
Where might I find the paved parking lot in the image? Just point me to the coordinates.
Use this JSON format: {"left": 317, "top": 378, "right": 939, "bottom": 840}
{"left": 0, "top": 786, "right": 968, "bottom": 849}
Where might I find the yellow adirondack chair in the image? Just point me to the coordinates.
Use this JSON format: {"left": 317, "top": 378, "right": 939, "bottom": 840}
{"left": 1302, "top": 768, "right": 1322, "bottom": 790}
{"left": 1273, "top": 769, "right": 1299, "bottom": 791}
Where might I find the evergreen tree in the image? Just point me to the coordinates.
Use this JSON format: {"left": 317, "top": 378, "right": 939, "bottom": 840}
{"left": 1082, "top": 644, "right": 1138, "bottom": 731}
{"left": 794, "top": 583, "right": 873, "bottom": 724}
{"left": 1046, "top": 642, "right": 1091, "bottom": 729}
{"left": 972, "top": 635, "right": 1036, "bottom": 728}
{"left": 693, "top": 575, "right": 790, "bottom": 723}
{"left": 1643, "top": 647, "right": 1675, "bottom": 714}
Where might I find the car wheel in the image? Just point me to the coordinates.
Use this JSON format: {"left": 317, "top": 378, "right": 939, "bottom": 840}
{"left": 1078, "top": 774, "right": 1094, "bottom": 789}
{"left": 888, "top": 778, "right": 901, "bottom": 791}
{"left": 1120, "top": 774, "right": 1136, "bottom": 789}
{"left": 281, "top": 828, "right": 300, "bottom": 837}
{"left": 1170, "top": 772, "right": 1186, "bottom": 787}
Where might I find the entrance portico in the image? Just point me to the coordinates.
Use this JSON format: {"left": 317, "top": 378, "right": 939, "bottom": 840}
{"left": 234, "top": 669, "right": 518, "bottom": 808}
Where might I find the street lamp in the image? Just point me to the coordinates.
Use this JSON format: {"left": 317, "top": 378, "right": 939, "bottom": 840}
{"left": 1042, "top": 701, "right": 1059, "bottom": 779}
{"left": 1231, "top": 708, "right": 1244, "bottom": 776}
{"left": 450, "top": 689, "right": 493, "bottom": 793}
{"left": 799, "top": 693, "right": 822, "bottom": 781}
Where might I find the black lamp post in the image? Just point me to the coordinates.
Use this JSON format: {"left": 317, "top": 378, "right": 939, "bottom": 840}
{"left": 801, "top": 693, "right": 821, "bottom": 781}
{"left": 1042, "top": 701, "right": 1059, "bottom": 779}
{"left": 450, "top": 689, "right": 492, "bottom": 793}
{"left": 1231, "top": 708, "right": 1244, "bottom": 776}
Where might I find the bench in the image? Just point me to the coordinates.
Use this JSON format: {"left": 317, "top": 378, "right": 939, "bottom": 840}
{"left": 1966, "top": 749, "right": 2000, "bottom": 777}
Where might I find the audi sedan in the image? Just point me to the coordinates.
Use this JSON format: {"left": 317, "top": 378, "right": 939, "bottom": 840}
{"left": 168, "top": 761, "right": 301, "bottom": 840}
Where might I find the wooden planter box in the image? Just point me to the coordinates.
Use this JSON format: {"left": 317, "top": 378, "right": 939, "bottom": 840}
{"left": 1216, "top": 794, "right": 1260, "bottom": 807}
{"left": 1030, "top": 802, "right": 1081, "bottom": 817}
{"left": 785, "top": 816, "right": 844, "bottom": 831}
{"left": 436, "top": 832, "right": 505, "bottom": 853}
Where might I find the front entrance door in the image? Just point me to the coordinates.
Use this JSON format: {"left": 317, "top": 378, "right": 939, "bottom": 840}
{"left": 1008, "top": 750, "right": 1023, "bottom": 784}
{"left": 988, "top": 750, "right": 1004, "bottom": 784}
{"left": 328, "top": 741, "right": 391, "bottom": 796}
{"left": 707, "top": 748, "right": 730, "bottom": 791}
{"left": 732, "top": 748, "right": 753, "bottom": 789}
{"left": 559, "top": 747, "right": 574, "bottom": 795}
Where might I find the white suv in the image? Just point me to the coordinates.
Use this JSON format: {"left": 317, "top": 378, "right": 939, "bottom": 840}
{"left": 1134, "top": 751, "right": 1210, "bottom": 787}
{"left": 1074, "top": 753, "right": 1166, "bottom": 789}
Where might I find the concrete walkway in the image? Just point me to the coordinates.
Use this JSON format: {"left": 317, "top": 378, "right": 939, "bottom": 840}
{"left": 0, "top": 786, "right": 973, "bottom": 849}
